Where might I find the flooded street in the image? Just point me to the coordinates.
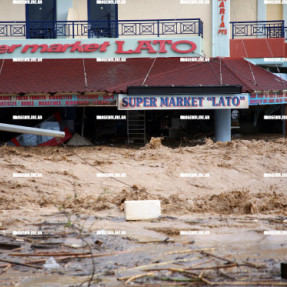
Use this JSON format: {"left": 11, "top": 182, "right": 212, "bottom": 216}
{"left": 0, "top": 139, "right": 287, "bottom": 286}
{"left": 0, "top": 212, "right": 287, "bottom": 286}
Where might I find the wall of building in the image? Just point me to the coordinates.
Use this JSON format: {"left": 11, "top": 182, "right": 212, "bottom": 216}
{"left": 66, "top": 0, "right": 212, "bottom": 56}
{"left": 1, "top": 0, "right": 285, "bottom": 24}
{"left": 0, "top": 0, "right": 74, "bottom": 22}
{"left": 0, "top": 0, "right": 285, "bottom": 58}
{"left": 118, "top": 0, "right": 211, "bottom": 57}
{"left": 266, "top": 4, "right": 283, "bottom": 21}
{"left": 230, "top": 0, "right": 257, "bottom": 22}
{"left": 0, "top": 0, "right": 25, "bottom": 21}
{"left": 70, "top": 0, "right": 87, "bottom": 20}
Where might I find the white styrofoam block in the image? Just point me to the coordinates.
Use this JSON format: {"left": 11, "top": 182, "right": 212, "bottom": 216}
{"left": 124, "top": 200, "right": 161, "bottom": 221}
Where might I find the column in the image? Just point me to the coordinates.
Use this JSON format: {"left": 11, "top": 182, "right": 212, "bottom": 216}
{"left": 212, "top": 0, "right": 231, "bottom": 142}
{"left": 215, "top": 109, "right": 231, "bottom": 142}
{"left": 257, "top": 0, "right": 266, "bottom": 21}
{"left": 212, "top": 0, "right": 230, "bottom": 57}
{"left": 282, "top": 104, "right": 287, "bottom": 137}
{"left": 283, "top": 4, "right": 287, "bottom": 39}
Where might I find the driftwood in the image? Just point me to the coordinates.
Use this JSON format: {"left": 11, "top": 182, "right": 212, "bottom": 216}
{"left": 118, "top": 257, "right": 199, "bottom": 272}
{"left": 200, "top": 251, "right": 235, "bottom": 264}
{"left": 11, "top": 249, "right": 133, "bottom": 257}
{"left": 145, "top": 263, "right": 237, "bottom": 272}
{"left": 0, "top": 264, "right": 11, "bottom": 274}
{"left": 164, "top": 248, "right": 215, "bottom": 256}
{"left": 118, "top": 272, "right": 155, "bottom": 284}
{"left": 0, "top": 258, "right": 42, "bottom": 269}
{"left": 10, "top": 252, "right": 91, "bottom": 257}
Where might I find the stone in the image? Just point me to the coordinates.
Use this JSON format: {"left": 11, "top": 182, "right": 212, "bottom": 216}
{"left": 124, "top": 200, "right": 161, "bottom": 221}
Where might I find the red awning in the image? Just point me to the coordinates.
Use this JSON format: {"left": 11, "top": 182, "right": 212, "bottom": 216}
{"left": 0, "top": 57, "right": 286, "bottom": 94}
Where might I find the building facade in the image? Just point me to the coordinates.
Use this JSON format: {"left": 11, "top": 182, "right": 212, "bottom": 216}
{"left": 0, "top": 0, "right": 286, "bottom": 145}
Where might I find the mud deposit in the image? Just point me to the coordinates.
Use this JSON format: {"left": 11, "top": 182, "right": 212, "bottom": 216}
{"left": 0, "top": 138, "right": 286, "bottom": 286}
{"left": 0, "top": 138, "right": 287, "bottom": 215}
{"left": 0, "top": 213, "right": 287, "bottom": 286}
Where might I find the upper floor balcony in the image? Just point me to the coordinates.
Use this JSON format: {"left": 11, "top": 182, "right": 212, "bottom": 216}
{"left": 230, "top": 20, "right": 287, "bottom": 59}
{"left": 2, "top": 19, "right": 287, "bottom": 41}
{"left": 230, "top": 20, "right": 286, "bottom": 39}
{"left": 0, "top": 18, "right": 203, "bottom": 39}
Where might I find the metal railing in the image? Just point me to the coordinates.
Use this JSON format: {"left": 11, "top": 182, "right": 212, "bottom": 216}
{"left": 0, "top": 18, "right": 203, "bottom": 39}
{"left": 230, "top": 20, "right": 285, "bottom": 39}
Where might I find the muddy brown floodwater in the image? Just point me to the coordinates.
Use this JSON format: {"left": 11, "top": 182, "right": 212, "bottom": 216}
{"left": 0, "top": 137, "right": 287, "bottom": 286}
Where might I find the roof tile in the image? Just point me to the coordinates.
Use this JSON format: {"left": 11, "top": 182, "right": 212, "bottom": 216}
{"left": 0, "top": 57, "right": 285, "bottom": 94}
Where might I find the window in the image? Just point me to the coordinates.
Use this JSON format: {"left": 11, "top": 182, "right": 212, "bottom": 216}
{"left": 26, "top": 0, "right": 57, "bottom": 39}
{"left": 88, "top": 0, "right": 118, "bottom": 38}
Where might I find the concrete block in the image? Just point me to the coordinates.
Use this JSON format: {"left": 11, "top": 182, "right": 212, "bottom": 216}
{"left": 124, "top": 200, "right": 161, "bottom": 221}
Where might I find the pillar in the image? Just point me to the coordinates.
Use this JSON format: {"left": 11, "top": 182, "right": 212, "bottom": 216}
{"left": 215, "top": 109, "right": 231, "bottom": 142}
{"left": 212, "top": 0, "right": 231, "bottom": 142}
{"left": 284, "top": 4, "right": 287, "bottom": 30}
{"left": 257, "top": 0, "right": 266, "bottom": 21}
{"left": 282, "top": 104, "right": 287, "bottom": 138}
{"left": 212, "top": 0, "right": 230, "bottom": 57}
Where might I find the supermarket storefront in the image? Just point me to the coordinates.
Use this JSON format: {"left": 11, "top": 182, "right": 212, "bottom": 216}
{"left": 0, "top": 38, "right": 286, "bottom": 145}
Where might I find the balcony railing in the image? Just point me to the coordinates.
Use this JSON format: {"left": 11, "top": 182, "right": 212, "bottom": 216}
{"left": 230, "top": 20, "right": 285, "bottom": 39}
{"left": 0, "top": 18, "right": 203, "bottom": 39}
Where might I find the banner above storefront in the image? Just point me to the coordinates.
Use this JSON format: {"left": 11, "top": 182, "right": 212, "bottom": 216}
{"left": 249, "top": 93, "right": 287, "bottom": 105}
{"left": 0, "top": 93, "right": 116, "bottom": 107}
{"left": 0, "top": 37, "right": 202, "bottom": 59}
{"left": 118, "top": 94, "right": 249, "bottom": 110}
